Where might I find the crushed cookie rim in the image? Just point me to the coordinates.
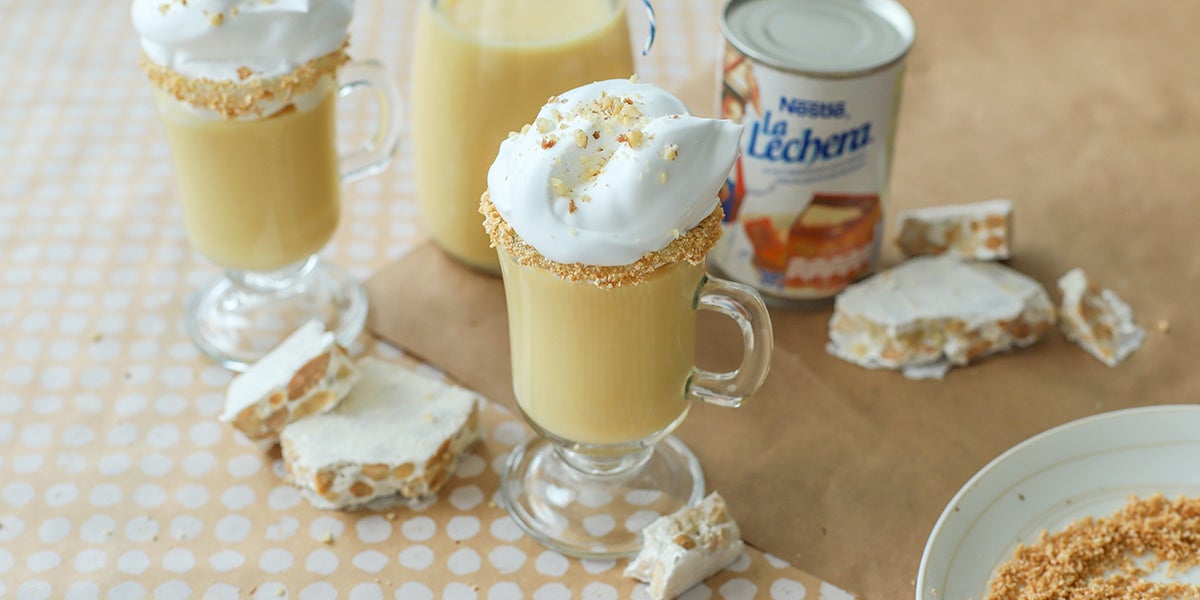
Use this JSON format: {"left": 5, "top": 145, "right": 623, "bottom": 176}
{"left": 138, "top": 39, "right": 350, "bottom": 119}
{"left": 480, "top": 192, "right": 723, "bottom": 288}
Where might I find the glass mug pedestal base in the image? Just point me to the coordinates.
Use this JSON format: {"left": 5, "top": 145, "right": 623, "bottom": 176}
{"left": 501, "top": 434, "right": 706, "bottom": 559}
{"left": 184, "top": 256, "right": 367, "bottom": 372}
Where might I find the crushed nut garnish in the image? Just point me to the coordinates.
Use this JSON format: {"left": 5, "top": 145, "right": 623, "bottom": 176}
{"left": 673, "top": 534, "right": 697, "bottom": 550}
{"left": 629, "top": 130, "right": 644, "bottom": 148}
{"left": 574, "top": 129, "right": 588, "bottom": 149}
{"left": 619, "top": 101, "right": 643, "bottom": 124}
{"left": 568, "top": 199, "right": 578, "bottom": 214}
{"left": 592, "top": 130, "right": 601, "bottom": 140}
{"left": 236, "top": 66, "right": 253, "bottom": 81}
{"left": 987, "top": 494, "right": 1200, "bottom": 599}
{"left": 540, "top": 136, "right": 557, "bottom": 149}
{"left": 629, "top": 73, "right": 640, "bottom": 83}
{"left": 549, "top": 178, "right": 567, "bottom": 196}
{"left": 536, "top": 117, "right": 554, "bottom": 134}
{"left": 209, "top": 11, "right": 223, "bottom": 25}
{"left": 663, "top": 144, "right": 679, "bottom": 161}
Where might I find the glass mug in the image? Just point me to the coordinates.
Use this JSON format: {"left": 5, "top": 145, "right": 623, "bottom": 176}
{"left": 497, "top": 248, "right": 773, "bottom": 557}
{"left": 411, "top": 0, "right": 637, "bottom": 272}
{"left": 152, "top": 61, "right": 401, "bottom": 370}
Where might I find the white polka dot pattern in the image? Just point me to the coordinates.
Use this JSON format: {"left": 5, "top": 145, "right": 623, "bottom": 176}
{"left": 0, "top": 1, "right": 849, "bottom": 598}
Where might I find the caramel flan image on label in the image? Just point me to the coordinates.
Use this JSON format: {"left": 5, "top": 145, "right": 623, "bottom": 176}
{"left": 742, "top": 215, "right": 788, "bottom": 273}
{"left": 741, "top": 192, "right": 881, "bottom": 293}
{"left": 790, "top": 193, "right": 880, "bottom": 253}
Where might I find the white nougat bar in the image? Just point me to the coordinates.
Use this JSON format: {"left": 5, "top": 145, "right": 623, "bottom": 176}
{"left": 280, "top": 357, "right": 482, "bottom": 510}
{"left": 1057, "top": 268, "right": 1145, "bottom": 367}
{"left": 828, "top": 256, "right": 1056, "bottom": 375}
{"left": 896, "top": 199, "right": 1013, "bottom": 260}
{"left": 221, "top": 321, "right": 359, "bottom": 449}
{"left": 625, "top": 492, "right": 744, "bottom": 600}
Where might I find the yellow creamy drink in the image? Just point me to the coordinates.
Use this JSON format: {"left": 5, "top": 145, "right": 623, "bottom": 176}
{"left": 156, "top": 84, "right": 341, "bottom": 272}
{"left": 499, "top": 251, "right": 703, "bottom": 445}
{"left": 412, "top": 0, "right": 634, "bottom": 271}
{"left": 132, "top": 0, "right": 401, "bottom": 368}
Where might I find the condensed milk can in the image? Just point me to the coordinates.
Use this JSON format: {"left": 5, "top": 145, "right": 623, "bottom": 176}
{"left": 713, "top": 0, "right": 915, "bottom": 301}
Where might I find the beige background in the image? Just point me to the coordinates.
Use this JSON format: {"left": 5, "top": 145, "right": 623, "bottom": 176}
{"left": 0, "top": 1, "right": 850, "bottom": 599}
{"left": 366, "top": 0, "right": 1200, "bottom": 599}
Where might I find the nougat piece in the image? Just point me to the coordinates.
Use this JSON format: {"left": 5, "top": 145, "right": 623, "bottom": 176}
{"left": 828, "top": 256, "right": 1056, "bottom": 376}
{"left": 221, "top": 321, "right": 359, "bottom": 449}
{"left": 1057, "top": 268, "right": 1144, "bottom": 367}
{"left": 280, "top": 357, "right": 482, "bottom": 510}
{"left": 625, "top": 492, "right": 744, "bottom": 600}
{"left": 896, "top": 199, "right": 1013, "bottom": 260}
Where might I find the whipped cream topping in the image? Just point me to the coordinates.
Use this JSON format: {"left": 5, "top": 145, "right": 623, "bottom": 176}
{"left": 487, "top": 79, "right": 742, "bottom": 267}
{"left": 131, "top": 0, "right": 352, "bottom": 82}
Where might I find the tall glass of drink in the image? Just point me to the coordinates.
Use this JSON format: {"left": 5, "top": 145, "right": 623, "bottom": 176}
{"left": 483, "top": 78, "right": 773, "bottom": 557}
{"left": 133, "top": 0, "right": 401, "bottom": 370}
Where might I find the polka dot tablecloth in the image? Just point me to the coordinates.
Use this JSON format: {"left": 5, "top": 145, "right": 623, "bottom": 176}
{"left": 0, "top": 1, "right": 853, "bottom": 598}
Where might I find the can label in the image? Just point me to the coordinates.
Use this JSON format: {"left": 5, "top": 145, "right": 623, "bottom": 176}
{"left": 714, "top": 41, "right": 905, "bottom": 300}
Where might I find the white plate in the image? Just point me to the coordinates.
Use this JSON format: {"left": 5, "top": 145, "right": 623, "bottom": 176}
{"left": 916, "top": 404, "right": 1200, "bottom": 599}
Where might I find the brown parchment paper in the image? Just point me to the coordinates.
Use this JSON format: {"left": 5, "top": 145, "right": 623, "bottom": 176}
{"left": 367, "top": 1, "right": 1200, "bottom": 598}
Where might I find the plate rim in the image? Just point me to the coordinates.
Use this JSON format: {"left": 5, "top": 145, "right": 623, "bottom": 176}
{"left": 914, "top": 403, "right": 1200, "bottom": 599}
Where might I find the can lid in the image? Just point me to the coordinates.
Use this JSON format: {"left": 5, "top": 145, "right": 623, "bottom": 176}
{"left": 724, "top": 0, "right": 914, "bottom": 75}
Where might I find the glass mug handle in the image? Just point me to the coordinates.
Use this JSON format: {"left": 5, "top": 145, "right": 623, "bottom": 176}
{"left": 686, "top": 275, "right": 774, "bottom": 408}
{"left": 337, "top": 60, "right": 403, "bottom": 183}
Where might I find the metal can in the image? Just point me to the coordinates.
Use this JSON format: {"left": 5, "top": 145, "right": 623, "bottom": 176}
{"left": 713, "top": 0, "right": 915, "bottom": 301}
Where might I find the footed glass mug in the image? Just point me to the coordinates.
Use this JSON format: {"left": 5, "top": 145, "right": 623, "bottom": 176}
{"left": 151, "top": 62, "right": 401, "bottom": 370}
{"left": 498, "top": 248, "right": 773, "bottom": 557}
